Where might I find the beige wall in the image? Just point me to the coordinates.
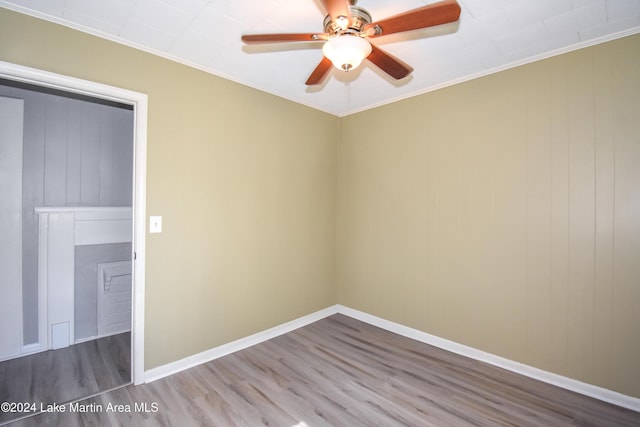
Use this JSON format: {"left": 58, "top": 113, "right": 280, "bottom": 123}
{"left": 337, "top": 34, "right": 640, "bottom": 398}
{"left": 0, "top": 9, "right": 338, "bottom": 369}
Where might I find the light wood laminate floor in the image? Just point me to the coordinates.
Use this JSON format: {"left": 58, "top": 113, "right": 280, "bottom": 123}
{"left": 0, "top": 332, "right": 130, "bottom": 425}
{"left": 6, "top": 315, "right": 639, "bottom": 426}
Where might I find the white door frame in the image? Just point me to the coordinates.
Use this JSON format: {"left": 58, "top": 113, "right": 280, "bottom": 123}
{"left": 0, "top": 61, "right": 147, "bottom": 385}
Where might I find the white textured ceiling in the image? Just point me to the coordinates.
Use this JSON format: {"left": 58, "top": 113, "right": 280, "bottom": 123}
{"left": 2, "top": 0, "right": 639, "bottom": 116}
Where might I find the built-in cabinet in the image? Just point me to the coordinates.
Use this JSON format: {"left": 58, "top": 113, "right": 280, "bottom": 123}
{"left": 34, "top": 207, "right": 132, "bottom": 351}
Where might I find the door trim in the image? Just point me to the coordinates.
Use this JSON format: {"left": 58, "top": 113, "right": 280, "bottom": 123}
{"left": 0, "top": 61, "right": 147, "bottom": 385}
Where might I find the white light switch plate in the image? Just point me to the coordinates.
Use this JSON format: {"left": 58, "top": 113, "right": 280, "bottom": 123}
{"left": 149, "top": 216, "right": 162, "bottom": 233}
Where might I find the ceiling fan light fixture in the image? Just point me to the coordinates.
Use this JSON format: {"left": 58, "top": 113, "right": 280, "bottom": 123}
{"left": 241, "top": 0, "right": 462, "bottom": 85}
{"left": 322, "top": 35, "right": 372, "bottom": 72}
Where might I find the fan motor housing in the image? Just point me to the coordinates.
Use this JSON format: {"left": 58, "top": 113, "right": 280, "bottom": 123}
{"left": 323, "top": 6, "right": 372, "bottom": 34}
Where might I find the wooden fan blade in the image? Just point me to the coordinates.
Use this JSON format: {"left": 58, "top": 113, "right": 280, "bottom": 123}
{"left": 241, "top": 33, "right": 328, "bottom": 44}
{"left": 306, "top": 57, "right": 333, "bottom": 85}
{"left": 364, "top": 0, "right": 461, "bottom": 38}
{"left": 320, "top": 0, "right": 352, "bottom": 24}
{"left": 366, "top": 44, "right": 413, "bottom": 80}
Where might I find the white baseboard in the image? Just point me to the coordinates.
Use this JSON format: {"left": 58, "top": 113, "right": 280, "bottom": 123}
{"left": 74, "top": 329, "right": 131, "bottom": 345}
{"left": 335, "top": 305, "right": 640, "bottom": 413}
{"left": 21, "top": 342, "right": 44, "bottom": 354}
{"left": 144, "top": 303, "right": 640, "bottom": 413}
{"left": 18, "top": 342, "right": 47, "bottom": 359}
{"left": 0, "top": 343, "right": 45, "bottom": 363}
{"left": 144, "top": 306, "right": 340, "bottom": 383}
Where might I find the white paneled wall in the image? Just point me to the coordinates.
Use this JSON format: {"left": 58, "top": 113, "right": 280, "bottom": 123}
{"left": 0, "top": 97, "right": 24, "bottom": 360}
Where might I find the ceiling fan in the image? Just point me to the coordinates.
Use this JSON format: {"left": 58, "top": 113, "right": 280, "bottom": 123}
{"left": 241, "top": 0, "right": 461, "bottom": 85}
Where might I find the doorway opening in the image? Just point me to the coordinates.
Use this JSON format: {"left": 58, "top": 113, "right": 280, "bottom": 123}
{"left": 0, "top": 62, "right": 146, "bottom": 425}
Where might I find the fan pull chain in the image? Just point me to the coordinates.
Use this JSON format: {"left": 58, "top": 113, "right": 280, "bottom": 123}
{"left": 345, "top": 79, "right": 352, "bottom": 112}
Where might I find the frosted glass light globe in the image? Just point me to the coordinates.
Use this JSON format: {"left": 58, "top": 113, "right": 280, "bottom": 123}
{"left": 322, "top": 35, "right": 372, "bottom": 71}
